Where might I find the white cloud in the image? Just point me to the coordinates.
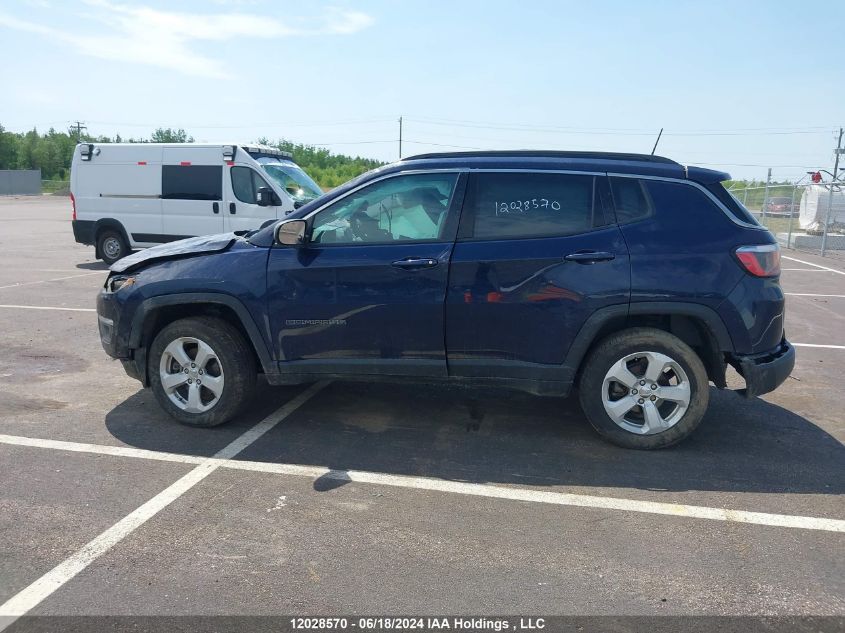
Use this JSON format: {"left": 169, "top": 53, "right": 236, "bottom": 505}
{"left": 0, "top": 0, "right": 374, "bottom": 79}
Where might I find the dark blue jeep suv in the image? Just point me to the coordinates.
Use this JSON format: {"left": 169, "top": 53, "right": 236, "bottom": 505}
{"left": 96, "top": 151, "right": 794, "bottom": 449}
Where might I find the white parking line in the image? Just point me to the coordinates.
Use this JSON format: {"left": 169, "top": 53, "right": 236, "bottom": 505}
{"left": 792, "top": 343, "right": 845, "bottom": 350}
{"left": 0, "top": 430, "right": 842, "bottom": 535}
{"left": 785, "top": 293, "right": 845, "bottom": 298}
{"left": 782, "top": 255, "right": 845, "bottom": 276}
{"left": 0, "top": 272, "right": 101, "bottom": 291}
{"left": 781, "top": 268, "right": 828, "bottom": 272}
{"left": 0, "top": 382, "right": 328, "bottom": 625}
{"left": 0, "top": 304, "right": 95, "bottom": 313}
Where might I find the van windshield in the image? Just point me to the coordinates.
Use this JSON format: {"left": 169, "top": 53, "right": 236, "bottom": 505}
{"left": 258, "top": 160, "right": 323, "bottom": 204}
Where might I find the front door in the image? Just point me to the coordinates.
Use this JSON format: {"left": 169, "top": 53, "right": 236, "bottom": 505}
{"left": 225, "top": 165, "right": 285, "bottom": 232}
{"left": 266, "top": 171, "right": 465, "bottom": 377}
{"left": 446, "top": 171, "right": 630, "bottom": 382}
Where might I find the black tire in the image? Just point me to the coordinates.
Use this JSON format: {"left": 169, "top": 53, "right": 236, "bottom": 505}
{"left": 578, "top": 327, "right": 709, "bottom": 449}
{"left": 148, "top": 316, "right": 256, "bottom": 427}
{"left": 97, "top": 229, "right": 128, "bottom": 265}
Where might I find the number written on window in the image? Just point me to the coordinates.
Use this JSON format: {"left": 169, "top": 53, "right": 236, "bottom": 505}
{"left": 495, "top": 199, "right": 561, "bottom": 215}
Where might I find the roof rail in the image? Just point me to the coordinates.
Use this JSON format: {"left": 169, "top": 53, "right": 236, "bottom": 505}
{"left": 401, "top": 150, "right": 679, "bottom": 164}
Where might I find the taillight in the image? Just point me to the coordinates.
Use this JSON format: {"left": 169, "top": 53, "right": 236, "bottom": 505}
{"left": 735, "top": 244, "right": 781, "bottom": 277}
{"left": 70, "top": 192, "right": 76, "bottom": 220}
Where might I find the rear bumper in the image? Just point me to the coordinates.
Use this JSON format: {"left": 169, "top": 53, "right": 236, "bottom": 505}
{"left": 731, "top": 337, "right": 795, "bottom": 398}
{"left": 72, "top": 219, "right": 95, "bottom": 245}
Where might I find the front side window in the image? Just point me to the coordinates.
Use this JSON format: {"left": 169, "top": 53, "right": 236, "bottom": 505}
{"left": 231, "top": 166, "right": 273, "bottom": 205}
{"left": 310, "top": 173, "right": 458, "bottom": 245}
{"left": 467, "top": 172, "right": 596, "bottom": 239}
{"left": 161, "top": 165, "right": 222, "bottom": 201}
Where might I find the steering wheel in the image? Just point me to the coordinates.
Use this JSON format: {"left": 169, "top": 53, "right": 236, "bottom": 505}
{"left": 348, "top": 201, "right": 373, "bottom": 241}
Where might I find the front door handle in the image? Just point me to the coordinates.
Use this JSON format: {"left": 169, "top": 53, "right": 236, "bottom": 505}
{"left": 392, "top": 257, "right": 439, "bottom": 270}
{"left": 212, "top": 202, "right": 219, "bottom": 214}
{"left": 564, "top": 251, "right": 615, "bottom": 263}
{"left": 229, "top": 202, "right": 236, "bottom": 214}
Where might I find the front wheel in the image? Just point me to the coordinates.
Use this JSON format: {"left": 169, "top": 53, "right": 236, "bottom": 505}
{"left": 148, "top": 317, "right": 256, "bottom": 427}
{"left": 578, "top": 328, "right": 709, "bottom": 449}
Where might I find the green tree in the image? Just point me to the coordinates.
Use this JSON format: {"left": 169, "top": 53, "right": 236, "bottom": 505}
{"left": 0, "top": 124, "right": 18, "bottom": 169}
{"left": 0, "top": 124, "right": 384, "bottom": 189}
{"left": 150, "top": 128, "right": 194, "bottom": 143}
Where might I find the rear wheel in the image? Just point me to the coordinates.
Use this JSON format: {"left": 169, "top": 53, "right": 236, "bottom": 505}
{"left": 149, "top": 317, "right": 256, "bottom": 427}
{"left": 97, "top": 230, "right": 128, "bottom": 265}
{"left": 578, "top": 327, "right": 709, "bottom": 449}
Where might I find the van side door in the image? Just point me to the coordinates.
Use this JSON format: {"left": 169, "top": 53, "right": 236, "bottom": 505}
{"left": 160, "top": 148, "right": 225, "bottom": 240}
{"left": 225, "top": 165, "right": 285, "bottom": 232}
{"left": 445, "top": 171, "right": 630, "bottom": 386}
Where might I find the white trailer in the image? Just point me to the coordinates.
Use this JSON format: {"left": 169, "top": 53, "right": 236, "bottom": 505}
{"left": 798, "top": 184, "right": 845, "bottom": 234}
{"left": 70, "top": 143, "right": 323, "bottom": 263}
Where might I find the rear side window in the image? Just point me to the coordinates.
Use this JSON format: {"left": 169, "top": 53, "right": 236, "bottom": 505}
{"left": 609, "top": 177, "right": 653, "bottom": 223}
{"left": 466, "top": 172, "right": 597, "bottom": 239}
{"left": 161, "top": 165, "right": 222, "bottom": 201}
{"left": 231, "top": 166, "right": 272, "bottom": 204}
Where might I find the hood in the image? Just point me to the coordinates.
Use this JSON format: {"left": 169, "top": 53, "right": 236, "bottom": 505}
{"left": 110, "top": 232, "right": 239, "bottom": 274}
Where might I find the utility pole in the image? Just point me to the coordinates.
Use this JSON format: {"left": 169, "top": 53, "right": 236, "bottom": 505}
{"left": 71, "top": 121, "right": 87, "bottom": 142}
{"left": 761, "top": 168, "right": 772, "bottom": 222}
{"left": 820, "top": 127, "right": 844, "bottom": 257}
{"left": 398, "top": 116, "right": 403, "bottom": 159}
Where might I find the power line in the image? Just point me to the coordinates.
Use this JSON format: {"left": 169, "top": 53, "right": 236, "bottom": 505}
{"left": 82, "top": 117, "right": 397, "bottom": 129}
{"left": 407, "top": 115, "right": 839, "bottom": 133}
{"left": 404, "top": 117, "right": 839, "bottom": 137}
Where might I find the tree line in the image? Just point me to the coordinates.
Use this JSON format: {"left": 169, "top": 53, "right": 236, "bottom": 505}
{"left": 0, "top": 125, "right": 383, "bottom": 188}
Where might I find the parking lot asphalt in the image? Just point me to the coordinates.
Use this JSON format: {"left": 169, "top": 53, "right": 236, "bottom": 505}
{"left": 0, "top": 196, "right": 843, "bottom": 619}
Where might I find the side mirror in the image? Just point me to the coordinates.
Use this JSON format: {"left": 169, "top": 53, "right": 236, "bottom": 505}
{"left": 275, "top": 219, "right": 307, "bottom": 246}
{"left": 256, "top": 186, "right": 274, "bottom": 207}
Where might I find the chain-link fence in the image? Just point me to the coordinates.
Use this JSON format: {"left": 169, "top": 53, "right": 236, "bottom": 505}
{"left": 728, "top": 181, "right": 845, "bottom": 261}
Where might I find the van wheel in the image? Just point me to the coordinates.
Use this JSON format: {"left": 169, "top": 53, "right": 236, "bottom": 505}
{"left": 148, "top": 317, "right": 256, "bottom": 427}
{"left": 97, "top": 230, "right": 128, "bottom": 264}
{"left": 578, "top": 327, "right": 709, "bottom": 449}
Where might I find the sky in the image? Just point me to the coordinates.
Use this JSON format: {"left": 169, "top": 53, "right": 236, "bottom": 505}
{"left": 1, "top": 0, "right": 842, "bottom": 181}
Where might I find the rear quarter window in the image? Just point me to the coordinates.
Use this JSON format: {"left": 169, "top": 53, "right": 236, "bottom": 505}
{"left": 709, "top": 182, "right": 762, "bottom": 226}
{"left": 643, "top": 179, "right": 732, "bottom": 226}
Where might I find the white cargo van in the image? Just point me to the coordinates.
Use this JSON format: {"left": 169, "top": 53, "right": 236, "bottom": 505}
{"left": 70, "top": 143, "right": 323, "bottom": 263}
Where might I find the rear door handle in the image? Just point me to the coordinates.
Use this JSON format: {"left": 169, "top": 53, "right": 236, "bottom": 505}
{"left": 564, "top": 251, "right": 615, "bottom": 263}
{"left": 212, "top": 202, "right": 219, "bottom": 214}
{"left": 229, "top": 202, "right": 236, "bottom": 214}
{"left": 392, "top": 257, "right": 439, "bottom": 270}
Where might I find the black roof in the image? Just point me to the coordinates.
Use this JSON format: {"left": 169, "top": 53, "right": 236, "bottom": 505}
{"left": 402, "top": 150, "right": 679, "bottom": 165}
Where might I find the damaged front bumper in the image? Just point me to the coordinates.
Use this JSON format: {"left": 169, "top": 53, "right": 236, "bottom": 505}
{"left": 730, "top": 337, "right": 795, "bottom": 398}
{"left": 96, "top": 285, "right": 147, "bottom": 384}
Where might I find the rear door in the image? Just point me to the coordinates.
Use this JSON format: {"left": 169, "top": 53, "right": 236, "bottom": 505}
{"left": 225, "top": 165, "right": 283, "bottom": 232}
{"left": 160, "top": 148, "right": 225, "bottom": 240}
{"left": 446, "top": 171, "right": 630, "bottom": 382}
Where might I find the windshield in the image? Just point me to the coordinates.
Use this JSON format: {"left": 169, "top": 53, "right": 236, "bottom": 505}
{"left": 258, "top": 159, "right": 323, "bottom": 204}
